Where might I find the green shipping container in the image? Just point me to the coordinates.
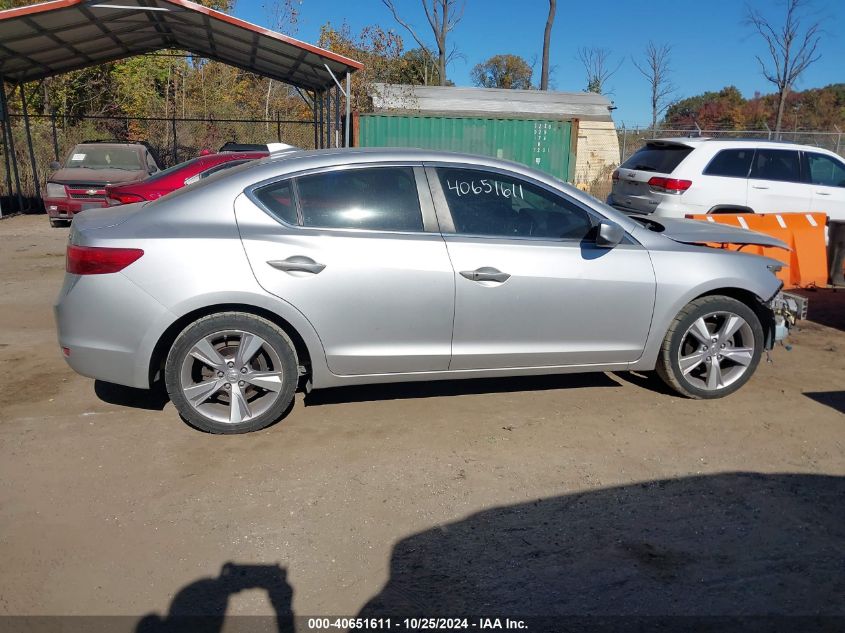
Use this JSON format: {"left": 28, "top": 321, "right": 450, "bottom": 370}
{"left": 357, "top": 114, "right": 574, "bottom": 182}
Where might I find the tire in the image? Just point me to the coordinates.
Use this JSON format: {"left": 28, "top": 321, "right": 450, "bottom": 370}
{"left": 49, "top": 218, "right": 67, "bottom": 228}
{"left": 656, "top": 295, "right": 764, "bottom": 399}
{"left": 164, "top": 312, "right": 298, "bottom": 433}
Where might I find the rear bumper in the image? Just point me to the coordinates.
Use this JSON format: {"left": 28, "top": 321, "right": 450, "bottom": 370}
{"left": 44, "top": 196, "right": 109, "bottom": 219}
{"left": 54, "top": 271, "right": 173, "bottom": 389}
{"left": 607, "top": 193, "right": 706, "bottom": 219}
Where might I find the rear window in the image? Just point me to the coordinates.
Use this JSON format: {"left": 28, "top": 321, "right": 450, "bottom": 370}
{"left": 703, "top": 149, "right": 755, "bottom": 178}
{"left": 620, "top": 144, "right": 693, "bottom": 174}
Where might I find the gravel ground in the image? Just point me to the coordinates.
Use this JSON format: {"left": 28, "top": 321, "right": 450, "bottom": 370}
{"left": 0, "top": 214, "right": 842, "bottom": 628}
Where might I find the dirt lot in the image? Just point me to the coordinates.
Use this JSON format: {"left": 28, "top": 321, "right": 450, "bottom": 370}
{"left": 0, "top": 214, "right": 843, "bottom": 627}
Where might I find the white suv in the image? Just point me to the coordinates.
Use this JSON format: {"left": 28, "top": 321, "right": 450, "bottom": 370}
{"left": 608, "top": 138, "right": 845, "bottom": 222}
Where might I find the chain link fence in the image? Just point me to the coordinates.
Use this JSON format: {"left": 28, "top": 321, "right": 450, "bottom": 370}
{"left": 1, "top": 113, "right": 318, "bottom": 213}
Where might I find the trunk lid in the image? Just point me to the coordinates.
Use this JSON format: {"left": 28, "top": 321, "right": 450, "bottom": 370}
{"left": 70, "top": 202, "right": 148, "bottom": 235}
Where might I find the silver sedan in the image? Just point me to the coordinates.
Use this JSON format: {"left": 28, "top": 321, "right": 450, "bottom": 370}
{"left": 55, "top": 148, "right": 801, "bottom": 433}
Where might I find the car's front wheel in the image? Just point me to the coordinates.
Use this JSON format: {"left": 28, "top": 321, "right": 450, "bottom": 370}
{"left": 656, "top": 295, "right": 764, "bottom": 399}
{"left": 164, "top": 312, "right": 298, "bottom": 433}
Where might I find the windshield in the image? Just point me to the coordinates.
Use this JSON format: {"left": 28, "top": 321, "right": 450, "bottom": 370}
{"left": 65, "top": 145, "right": 143, "bottom": 170}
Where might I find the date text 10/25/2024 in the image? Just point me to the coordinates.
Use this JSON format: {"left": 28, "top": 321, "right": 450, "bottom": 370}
{"left": 306, "top": 617, "right": 528, "bottom": 630}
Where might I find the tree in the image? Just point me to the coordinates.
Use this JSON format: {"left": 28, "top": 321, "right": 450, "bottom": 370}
{"left": 263, "top": 0, "right": 301, "bottom": 125}
{"left": 577, "top": 47, "right": 622, "bottom": 95}
{"left": 633, "top": 41, "right": 675, "bottom": 135}
{"left": 540, "top": 0, "right": 556, "bottom": 91}
{"left": 471, "top": 55, "right": 533, "bottom": 90}
{"left": 381, "top": 0, "right": 465, "bottom": 86}
{"left": 399, "top": 47, "right": 443, "bottom": 85}
{"left": 318, "top": 21, "right": 406, "bottom": 111}
{"left": 746, "top": 0, "right": 822, "bottom": 137}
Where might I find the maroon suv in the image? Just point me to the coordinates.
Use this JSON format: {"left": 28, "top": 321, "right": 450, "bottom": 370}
{"left": 44, "top": 141, "right": 162, "bottom": 227}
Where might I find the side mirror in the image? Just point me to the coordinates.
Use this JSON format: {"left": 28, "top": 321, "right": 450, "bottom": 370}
{"left": 595, "top": 221, "right": 624, "bottom": 248}
{"left": 48, "top": 161, "right": 61, "bottom": 171}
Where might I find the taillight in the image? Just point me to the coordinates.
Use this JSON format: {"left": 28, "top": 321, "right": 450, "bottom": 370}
{"left": 648, "top": 176, "right": 692, "bottom": 194}
{"left": 66, "top": 245, "right": 144, "bottom": 275}
{"left": 107, "top": 192, "right": 145, "bottom": 206}
{"left": 612, "top": 169, "right": 619, "bottom": 182}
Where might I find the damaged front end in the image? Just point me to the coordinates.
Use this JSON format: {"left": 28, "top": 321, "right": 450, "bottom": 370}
{"left": 769, "top": 291, "right": 808, "bottom": 345}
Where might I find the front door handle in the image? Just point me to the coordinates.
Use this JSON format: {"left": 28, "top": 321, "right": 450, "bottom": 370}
{"left": 751, "top": 185, "right": 770, "bottom": 190}
{"left": 816, "top": 191, "right": 831, "bottom": 196}
{"left": 267, "top": 256, "right": 326, "bottom": 274}
{"left": 459, "top": 267, "right": 510, "bottom": 283}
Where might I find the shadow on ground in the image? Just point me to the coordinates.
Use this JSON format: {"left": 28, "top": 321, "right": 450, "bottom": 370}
{"left": 137, "top": 473, "right": 844, "bottom": 632}
{"left": 794, "top": 288, "right": 845, "bottom": 332}
{"left": 95, "top": 380, "right": 169, "bottom": 411}
{"left": 304, "top": 372, "right": 620, "bottom": 406}
{"left": 804, "top": 390, "right": 845, "bottom": 414}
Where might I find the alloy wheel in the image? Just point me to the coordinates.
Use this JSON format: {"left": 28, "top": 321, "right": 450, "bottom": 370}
{"left": 677, "top": 311, "right": 755, "bottom": 392}
{"left": 179, "top": 329, "right": 286, "bottom": 424}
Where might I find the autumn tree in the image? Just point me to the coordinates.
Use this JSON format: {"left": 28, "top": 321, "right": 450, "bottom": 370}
{"left": 471, "top": 55, "right": 533, "bottom": 90}
{"left": 633, "top": 41, "right": 675, "bottom": 135}
{"left": 381, "top": 0, "right": 465, "bottom": 86}
{"left": 262, "top": 0, "right": 301, "bottom": 124}
{"left": 540, "top": 0, "right": 556, "bottom": 90}
{"left": 398, "top": 47, "right": 443, "bottom": 86}
{"left": 746, "top": 0, "right": 822, "bottom": 137}
{"left": 577, "top": 47, "right": 622, "bottom": 95}
{"left": 318, "top": 21, "right": 407, "bottom": 111}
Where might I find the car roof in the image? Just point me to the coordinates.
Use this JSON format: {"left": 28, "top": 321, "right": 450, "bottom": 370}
{"left": 648, "top": 136, "right": 838, "bottom": 154}
{"left": 257, "top": 146, "right": 543, "bottom": 173}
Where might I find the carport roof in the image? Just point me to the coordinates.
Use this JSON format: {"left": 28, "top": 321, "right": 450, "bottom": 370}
{"left": 0, "top": 0, "right": 362, "bottom": 91}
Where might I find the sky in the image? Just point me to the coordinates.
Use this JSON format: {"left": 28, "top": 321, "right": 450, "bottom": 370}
{"left": 233, "top": 0, "right": 845, "bottom": 126}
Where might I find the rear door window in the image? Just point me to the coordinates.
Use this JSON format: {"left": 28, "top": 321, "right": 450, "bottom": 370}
{"left": 252, "top": 181, "right": 298, "bottom": 226}
{"left": 296, "top": 167, "right": 424, "bottom": 232}
{"left": 749, "top": 149, "right": 803, "bottom": 183}
{"left": 703, "top": 149, "right": 754, "bottom": 178}
{"left": 620, "top": 144, "right": 693, "bottom": 174}
{"left": 806, "top": 153, "right": 845, "bottom": 188}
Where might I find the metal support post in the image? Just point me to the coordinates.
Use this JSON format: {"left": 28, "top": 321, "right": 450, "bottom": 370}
{"left": 20, "top": 82, "right": 41, "bottom": 202}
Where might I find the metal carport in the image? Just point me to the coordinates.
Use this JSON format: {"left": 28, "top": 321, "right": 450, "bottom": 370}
{"left": 0, "top": 0, "right": 363, "bottom": 213}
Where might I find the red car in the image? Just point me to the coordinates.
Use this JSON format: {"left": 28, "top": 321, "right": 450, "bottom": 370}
{"left": 105, "top": 151, "right": 268, "bottom": 205}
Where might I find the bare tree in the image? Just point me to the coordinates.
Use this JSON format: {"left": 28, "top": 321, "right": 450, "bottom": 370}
{"left": 540, "top": 0, "right": 556, "bottom": 90}
{"left": 632, "top": 41, "right": 675, "bottom": 136}
{"left": 382, "top": 0, "right": 466, "bottom": 86}
{"left": 746, "top": 0, "right": 822, "bottom": 137}
{"left": 577, "top": 47, "right": 622, "bottom": 95}
{"left": 263, "top": 0, "right": 300, "bottom": 127}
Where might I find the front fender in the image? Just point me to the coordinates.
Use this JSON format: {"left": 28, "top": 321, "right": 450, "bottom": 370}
{"left": 633, "top": 247, "right": 782, "bottom": 370}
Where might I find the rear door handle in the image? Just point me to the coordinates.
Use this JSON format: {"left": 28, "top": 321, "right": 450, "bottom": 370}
{"left": 459, "top": 267, "right": 510, "bottom": 283}
{"left": 267, "top": 256, "right": 326, "bottom": 274}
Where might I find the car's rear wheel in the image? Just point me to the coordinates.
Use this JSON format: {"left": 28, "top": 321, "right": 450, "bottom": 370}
{"left": 164, "top": 312, "right": 298, "bottom": 433}
{"left": 49, "top": 218, "right": 69, "bottom": 228}
{"left": 656, "top": 295, "right": 763, "bottom": 399}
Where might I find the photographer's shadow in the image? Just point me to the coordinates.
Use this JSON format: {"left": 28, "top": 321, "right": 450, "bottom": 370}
{"left": 136, "top": 562, "right": 294, "bottom": 633}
